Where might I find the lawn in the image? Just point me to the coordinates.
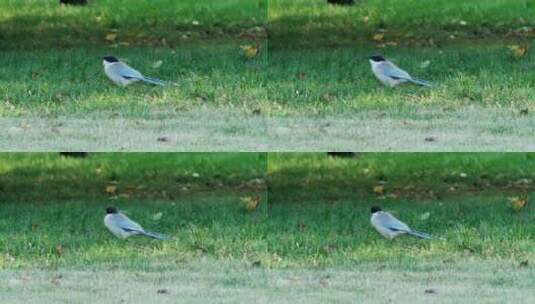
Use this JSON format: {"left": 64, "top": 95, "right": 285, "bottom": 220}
{"left": 0, "top": 153, "right": 267, "bottom": 202}
{"left": 2, "top": 1, "right": 535, "bottom": 150}
{"left": 269, "top": 0, "right": 535, "bottom": 47}
{"left": 0, "top": 0, "right": 267, "bottom": 48}
{"left": 1, "top": 153, "right": 534, "bottom": 302}
{"left": 0, "top": 45, "right": 266, "bottom": 116}
{"left": 267, "top": 153, "right": 535, "bottom": 265}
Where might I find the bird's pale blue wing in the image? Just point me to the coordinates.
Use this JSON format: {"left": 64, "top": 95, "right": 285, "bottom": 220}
{"left": 377, "top": 212, "right": 411, "bottom": 231}
{"left": 381, "top": 62, "right": 412, "bottom": 80}
{"left": 110, "top": 63, "right": 144, "bottom": 79}
{"left": 113, "top": 214, "right": 144, "bottom": 232}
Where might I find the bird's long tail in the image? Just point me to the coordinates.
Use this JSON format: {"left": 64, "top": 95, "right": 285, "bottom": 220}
{"left": 407, "top": 229, "right": 433, "bottom": 239}
{"left": 141, "top": 230, "right": 170, "bottom": 240}
{"left": 409, "top": 78, "right": 432, "bottom": 87}
{"left": 141, "top": 76, "right": 166, "bottom": 86}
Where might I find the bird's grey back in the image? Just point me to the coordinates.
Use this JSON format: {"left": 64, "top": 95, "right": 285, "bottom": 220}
{"left": 378, "top": 61, "right": 411, "bottom": 79}
{"left": 375, "top": 212, "right": 410, "bottom": 231}
{"left": 108, "top": 62, "right": 143, "bottom": 78}
{"left": 111, "top": 213, "right": 144, "bottom": 231}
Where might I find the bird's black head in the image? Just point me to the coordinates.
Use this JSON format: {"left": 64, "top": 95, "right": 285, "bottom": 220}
{"left": 369, "top": 55, "right": 386, "bottom": 62}
{"left": 102, "top": 56, "right": 119, "bottom": 63}
{"left": 106, "top": 206, "right": 118, "bottom": 214}
{"left": 371, "top": 206, "right": 382, "bottom": 214}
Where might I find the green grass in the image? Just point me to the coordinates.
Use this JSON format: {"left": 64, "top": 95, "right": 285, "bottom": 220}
{"left": 263, "top": 41, "right": 535, "bottom": 150}
{"left": 0, "top": 153, "right": 268, "bottom": 268}
{"left": 2, "top": 1, "right": 535, "bottom": 149}
{"left": 0, "top": 153, "right": 267, "bottom": 202}
{"left": 269, "top": 0, "right": 535, "bottom": 47}
{"left": 0, "top": 44, "right": 267, "bottom": 117}
{"left": 2, "top": 184, "right": 533, "bottom": 269}
{"left": 0, "top": 1, "right": 268, "bottom": 147}
{"left": 0, "top": 0, "right": 267, "bottom": 48}
{"left": 1, "top": 152, "right": 534, "bottom": 270}
{"left": 1, "top": 153, "right": 534, "bottom": 302}
{"left": 1, "top": 193, "right": 533, "bottom": 302}
{"left": 268, "top": 153, "right": 535, "bottom": 200}
{"left": 2, "top": 260, "right": 533, "bottom": 303}
{"left": 0, "top": 194, "right": 269, "bottom": 269}
{"left": 267, "top": 43, "right": 535, "bottom": 114}
{"left": 266, "top": 153, "right": 535, "bottom": 265}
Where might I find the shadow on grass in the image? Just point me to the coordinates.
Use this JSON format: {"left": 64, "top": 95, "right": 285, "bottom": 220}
{"left": 0, "top": 153, "right": 267, "bottom": 203}
{"left": 268, "top": 0, "right": 535, "bottom": 49}
{"left": 0, "top": 0, "right": 267, "bottom": 49}
{"left": 267, "top": 153, "right": 535, "bottom": 203}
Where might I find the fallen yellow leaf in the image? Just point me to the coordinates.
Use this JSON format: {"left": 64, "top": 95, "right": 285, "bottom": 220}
{"left": 241, "top": 196, "right": 261, "bottom": 212}
{"left": 240, "top": 45, "right": 259, "bottom": 59}
{"left": 105, "top": 185, "right": 117, "bottom": 195}
{"left": 373, "top": 33, "right": 384, "bottom": 42}
{"left": 105, "top": 33, "right": 117, "bottom": 42}
{"left": 373, "top": 185, "right": 385, "bottom": 195}
{"left": 508, "top": 196, "right": 528, "bottom": 211}
{"left": 508, "top": 44, "right": 529, "bottom": 59}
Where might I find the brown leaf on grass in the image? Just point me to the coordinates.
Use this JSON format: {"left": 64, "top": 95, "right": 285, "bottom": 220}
{"left": 508, "top": 44, "right": 529, "bottom": 59}
{"left": 240, "top": 45, "right": 259, "bottom": 59}
{"left": 241, "top": 196, "right": 261, "bottom": 212}
{"left": 373, "top": 185, "right": 385, "bottom": 194}
{"left": 105, "top": 33, "right": 117, "bottom": 42}
{"left": 55, "top": 245, "right": 64, "bottom": 256}
{"left": 105, "top": 185, "right": 117, "bottom": 195}
{"left": 373, "top": 33, "right": 384, "bottom": 42}
{"left": 508, "top": 196, "right": 528, "bottom": 211}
